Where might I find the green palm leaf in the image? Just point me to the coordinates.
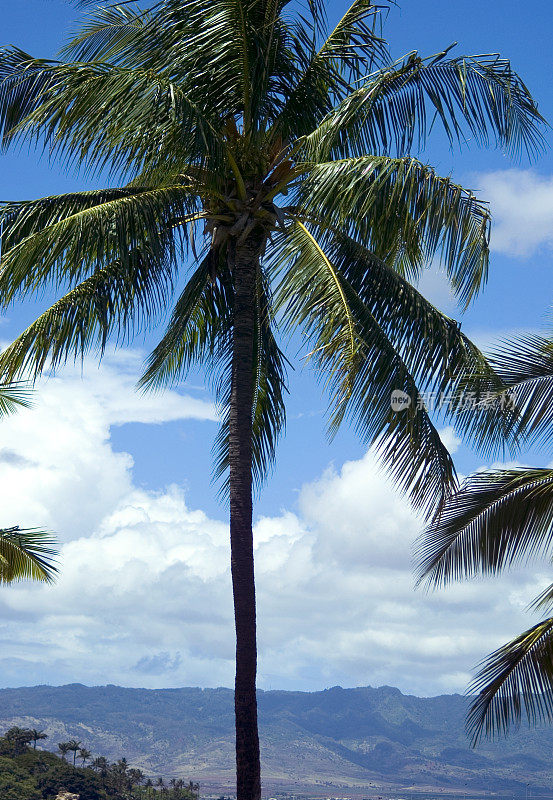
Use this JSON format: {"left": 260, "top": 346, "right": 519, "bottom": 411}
{"left": 0, "top": 244, "right": 178, "bottom": 382}
{"left": 489, "top": 335, "right": 553, "bottom": 447}
{"left": 0, "top": 50, "right": 229, "bottom": 177}
{"left": 274, "top": 220, "right": 457, "bottom": 515}
{"left": 446, "top": 334, "right": 553, "bottom": 451}
{"left": 416, "top": 468, "right": 553, "bottom": 587}
{"left": 466, "top": 618, "right": 553, "bottom": 745}
{"left": 141, "top": 254, "right": 287, "bottom": 489}
{"left": 0, "top": 383, "right": 32, "bottom": 416}
{"left": 60, "top": 4, "right": 153, "bottom": 63}
{"left": 304, "top": 49, "right": 544, "bottom": 161}
{"left": 0, "top": 186, "right": 196, "bottom": 304}
{"left": 312, "top": 230, "right": 516, "bottom": 454}
{"left": 0, "top": 387, "right": 58, "bottom": 587}
{"left": 0, "top": 527, "right": 58, "bottom": 584}
{"left": 139, "top": 253, "right": 233, "bottom": 389}
{"left": 274, "top": 0, "right": 388, "bottom": 139}
{"left": 416, "top": 335, "right": 553, "bottom": 594}
{"left": 297, "top": 155, "right": 491, "bottom": 304}
{"left": 416, "top": 332, "right": 553, "bottom": 744}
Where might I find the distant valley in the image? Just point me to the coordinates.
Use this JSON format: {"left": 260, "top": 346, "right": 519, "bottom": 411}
{"left": 0, "top": 684, "right": 552, "bottom": 797}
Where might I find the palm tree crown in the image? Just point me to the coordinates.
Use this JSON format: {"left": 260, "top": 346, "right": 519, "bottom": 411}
{"left": 66, "top": 739, "right": 82, "bottom": 766}
{"left": 30, "top": 728, "right": 48, "bottom": 749}
{"left": 0, "top": 0, "right": 544, "bottom": 795}
{"left": 0, "top": 1, "right": 542, "bottom": 511}
{"left": 58, "top": 742, "right": 71, "bottom": 761}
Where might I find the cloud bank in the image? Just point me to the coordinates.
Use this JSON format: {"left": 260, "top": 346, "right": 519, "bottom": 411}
{"left": 0, "top": 351, "right": 545, "bottom": 696}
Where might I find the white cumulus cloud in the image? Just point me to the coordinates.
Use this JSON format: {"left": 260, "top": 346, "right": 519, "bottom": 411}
{"left": 0, "top": 350, "right": 217, "bottom": 540}
{"left": 0, "top": 351, "right": 546, "bottom": 697}
{"left": 477, "top": 169, "right": 553, "bottom": 257}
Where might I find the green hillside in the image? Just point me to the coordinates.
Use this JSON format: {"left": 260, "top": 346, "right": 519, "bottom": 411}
{"left": 0, "top": 726, "right": 199, "bottom": 799}
{"left": 0, "top": 684, "right": 551, "bottom": 796}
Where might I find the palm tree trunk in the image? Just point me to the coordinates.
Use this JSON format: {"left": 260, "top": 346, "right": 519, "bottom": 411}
{"left": 229, "top": 232, "right": 262, "bottom": 800}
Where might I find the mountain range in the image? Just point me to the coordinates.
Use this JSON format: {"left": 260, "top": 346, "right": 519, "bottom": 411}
{"left": 0, "top": 683, "right": 552, "bottom": 797}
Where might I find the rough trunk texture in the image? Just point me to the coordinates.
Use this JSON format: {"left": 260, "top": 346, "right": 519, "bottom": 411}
{"left": 229, "top": 233, "right": 263, "bottom": 800}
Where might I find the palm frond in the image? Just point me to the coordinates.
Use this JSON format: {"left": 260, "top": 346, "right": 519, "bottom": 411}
{"left": 0, "top": 49, "right": 228, "bottom": 178}
{"left": 466, "top": 618, "right": 553, "bottom": 745}
{"left": 0, "top": 527, "right": 58, "bottom": 584}
{"left": 61, "top": 4, "right": 153, "bottom": 63}
{"left": 416, "top": 468, "right": 553, "bottom": 587}
{"left": 63, "top": 0, "right": 297, "bottom": 133}
{"left": 338, "top": 278, "right": 459, "bottom": 516}
{"left": 274, "top": 219, "right": 359, "bottom": 386}
{"left": 139, "top": 253, "right": 233, "bottom": 390}
{"left": 272, "top": 220, "right": 457, "bottom": 516}
{"left": 529, "top": 583, "right": 553, "bottom": 615}
{"left": 303, "top": 50, "right": 545, "bottom": 161}
{"left": 488, "top": 335, "right": 553, "bottom": 448}
{"left": 0, "top": 383, "right": 32, "bottom": 416}
{"left": 0, "top": 244, "right": 176, "bottom": 383}
{"left": 0, "top": 187, "right": 196, "bottom": 304}
{"left": 141, "top": 251, "right": 287, "bottom": 489}
{"left": 274, "top": 0, "right": 389, "bottom": 139}
{"left": 316, "top": 230, "right": 516, "bottom": 456}
{"left": 296, "top": 155, "right": 491, "bottom": 305}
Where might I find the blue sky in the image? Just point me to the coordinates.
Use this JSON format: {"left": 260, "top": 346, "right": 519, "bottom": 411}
{"left": 0, "top": 0, "right": 552, "bottom": 695}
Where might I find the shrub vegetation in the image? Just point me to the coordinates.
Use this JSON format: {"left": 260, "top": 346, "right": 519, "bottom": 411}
{"left": 0, "top": 727, "right": 198, "bottom": 799}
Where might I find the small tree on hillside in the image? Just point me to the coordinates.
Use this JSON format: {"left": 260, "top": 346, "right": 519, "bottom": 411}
{"left": 58, "top": 742, "right": 71, "bottom": 762}
{"left": 66, "top": 740, "right": 82, "bottom": 767}
{"left": 30, "top": 729, "right": 48, "bottom": 750}
{"left": 5, "top": 726, "right": 34, "bottom": 755}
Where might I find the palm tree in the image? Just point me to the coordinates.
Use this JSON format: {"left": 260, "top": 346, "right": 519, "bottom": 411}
{"left": 0, "top": 1, "right": 543, "bottom": 795}
{"left": 66, "top": 739, "right": 82, "bottom": 766}
{"left": 58, "top": 742, "right": 71, "bottom": 762}
{"left": 30, "top": 729, "right": 48, "bottom": 749}
{"left": 91, "top": 755, "right": 109, "bottom": 790}
{"left": 417, "top": 334, "right": 553, "bottom": 744}
{"left": 78, "top": 746, "right": 91, "bottom": 766}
